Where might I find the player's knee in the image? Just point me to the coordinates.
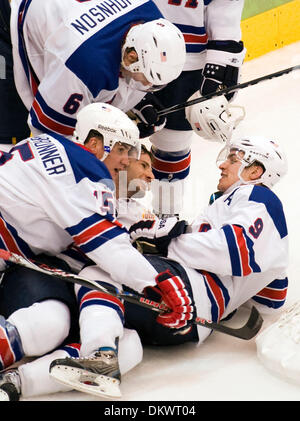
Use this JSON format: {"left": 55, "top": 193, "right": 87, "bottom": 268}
{"left": 8, "top": 299, "right": 71, "bottom": 356}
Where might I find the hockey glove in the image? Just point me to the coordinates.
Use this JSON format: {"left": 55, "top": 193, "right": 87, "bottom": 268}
{"left": 201, "top": 40, "right": 246, "bottom": 101}
{"left": 145, "top": 270, "right": 196, "bottom": 329}
{"left": 131, "top": 93, "right": 166, "bottom": 138}
{"left": 129, "top": 217, "right": 187, "bottom": 256}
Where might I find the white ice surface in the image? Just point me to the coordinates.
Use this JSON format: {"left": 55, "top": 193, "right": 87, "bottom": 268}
{"left": 22, "top": 41, "right": 300, "bottom": 401}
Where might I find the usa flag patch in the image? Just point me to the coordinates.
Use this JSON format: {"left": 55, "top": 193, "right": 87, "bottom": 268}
{"left": 160, "top": 52, "right": 167, "bottom": 62}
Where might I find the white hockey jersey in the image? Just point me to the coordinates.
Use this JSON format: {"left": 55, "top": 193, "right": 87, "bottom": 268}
{"left": 168, "top": 184, "right": 289, "bottom": 322}
{"left": 0, "top": 134, "right": 158, "bottom": 292}
{"left": 10, "top": 0, "right": 162, "bottom": 136}
{"left": 152, "top": 0, "right": 245, "bottom": 71}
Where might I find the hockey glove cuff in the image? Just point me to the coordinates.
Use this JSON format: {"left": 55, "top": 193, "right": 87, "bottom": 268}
{"left": 201, "top": 40, "right": 246, "bottom": 101}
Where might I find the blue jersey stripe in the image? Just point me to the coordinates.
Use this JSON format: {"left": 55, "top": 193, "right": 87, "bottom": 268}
{"left": 79, "top": 225, "right": 126, "bottom": 253}
{"left": 0, "top": 212, "right": 35, "bottom": 259}
{"left": 222, "top": 225, "right": 241, "bottom": 276}
{"left": 66, "top": 212, "right": 118, "bottom": 237}
{"left": 61, "top": 345, "right": 80, "bottom": 358}
{"left": 252, "top": 295, "right": 285, "bottom": 309}
{"left": 242, "top": 226, "right": 261, "bottom": 273}
{"left": 80, "top": 298, "right": 125, "bottom": 324}
{"left": 267, "top": 277, "right": 288, "bottom": 289}
{"left": 17, "top": 0, "right": 35, "bottom": 84}
{"left": 202, "top": 271, "right": 230, "bottom": 322}
{"left": 66, "top": 213, "right": 106, "bottom": 237}
{"left": 176, "top": 23, "right": 206, "bottom": 35}
{"left": 35, "top": 91, "right": 77, "bottom": 128}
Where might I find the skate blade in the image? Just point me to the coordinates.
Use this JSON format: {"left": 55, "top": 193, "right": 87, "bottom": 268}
{"left": 49, "top": 365, "right": 122, "bottom": 399}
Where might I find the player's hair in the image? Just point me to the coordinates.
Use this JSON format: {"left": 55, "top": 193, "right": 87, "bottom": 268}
{"left": 140, "top": 144, "right": 153, "bottom": 161}
{"left": 84, "top": 129, "right": 103, "bottom": 144}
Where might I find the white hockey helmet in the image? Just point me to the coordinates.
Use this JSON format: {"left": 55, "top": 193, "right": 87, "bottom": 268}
{"left": 122, "top": 19, "right": 186, "bottom": 89}
{"left": 216, "top": 135, "right": 288, "bottom": 188}
{"left": 73, "top": 103, "right": 141, "bottom": 160}
{"left": 185, "top": 92, "right": 245, "bottom": 143}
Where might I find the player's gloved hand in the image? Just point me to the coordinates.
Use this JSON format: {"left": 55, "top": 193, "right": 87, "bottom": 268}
{"left": 129, "top": 217, "right": 187, "bottom": 256}
{"left": 131, "top": 93, "right": 166, "bottom": 138}
{"left": 201, "top": 40, "right": 245, "bottom": 101}
{"left": 144, "top": 269, "right": 196, "bottom": 329}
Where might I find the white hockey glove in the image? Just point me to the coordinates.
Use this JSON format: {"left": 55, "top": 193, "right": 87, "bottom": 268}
{"left": 185, "top": 93, "right": 245, "bottom": 143}
{"left": 201, "top": 40, "right": 246, "bottom": 101}
{"left": 129, "top": 217, "right": 187, "bottom": 256}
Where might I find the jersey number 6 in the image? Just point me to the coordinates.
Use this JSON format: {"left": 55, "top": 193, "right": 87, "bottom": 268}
{"left": 63, "top": 94, "right": 84, "bottom": 115}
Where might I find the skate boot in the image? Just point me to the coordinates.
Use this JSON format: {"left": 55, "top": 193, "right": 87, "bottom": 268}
{"left": 0, "top": 369, "right": 21, "bottom": 401}
{"left": 49, "top": 346, "right": 121, "bottom": 398}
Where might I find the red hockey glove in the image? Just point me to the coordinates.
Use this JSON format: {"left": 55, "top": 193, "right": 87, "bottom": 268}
{"left": 147, "top": 270, "right": 195, "bottom": 329}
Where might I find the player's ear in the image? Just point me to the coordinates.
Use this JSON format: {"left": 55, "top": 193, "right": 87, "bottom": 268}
{"left": 123, "top": 48, "right": 138, "bottom": 66}
{"left": 85, "top": 136, "right": 104, "bottom": 159}
{"left": 249, "top": 164, "right": 264, "bottom": 181}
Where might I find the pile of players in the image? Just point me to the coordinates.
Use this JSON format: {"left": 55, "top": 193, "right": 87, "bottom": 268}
{"left": 0, "top": 0, "right": 292, "bottom": 401}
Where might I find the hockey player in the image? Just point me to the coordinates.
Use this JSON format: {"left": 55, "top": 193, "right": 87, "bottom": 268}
{"left": 0, "top": 104, "right": 191, "bottom": 400}
{"left": 46, "top": 135, "right": 288, "bottom": 399}
{"left": 129, "top": 0, "right": 246, "bottom": 216}
{"left": 0, "top": 145, "right": 155, "bottom": 401}
{"left": 0, "top": 0, "right": 30, "bottom": 150}
{"left": 9, "top": 0, "right": 186, "bottom": 137}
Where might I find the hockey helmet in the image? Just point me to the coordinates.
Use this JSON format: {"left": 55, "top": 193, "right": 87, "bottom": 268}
{"left": 73, "top": 103, "right": 141, "bottom": 160}
{"left": 122, "top": 19, "right": 186, "bottom": 90}
{"left": 185, "top": 93, "right": 245, "bottom": 143}
{"left": 216, "top": 135, "right": 288, "bottom": 188}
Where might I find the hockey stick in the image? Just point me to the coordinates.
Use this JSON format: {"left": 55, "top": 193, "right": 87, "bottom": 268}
{"left": 157, "top": 65, "right": 300, "bottom": 117}
{"left": 0, "top": 249, "right": 263, "bottom": 340}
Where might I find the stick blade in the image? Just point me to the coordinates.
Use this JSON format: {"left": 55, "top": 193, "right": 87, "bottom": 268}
{"left": 233, "top": 306, "right": 263, "bottom": 340}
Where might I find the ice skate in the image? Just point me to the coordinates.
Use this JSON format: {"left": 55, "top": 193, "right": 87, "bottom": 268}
{"left": 0, "top": 369, "right": 21, "bottom": 401}
{"left": 49, "top": 347, "right": 121, "bottom": 399}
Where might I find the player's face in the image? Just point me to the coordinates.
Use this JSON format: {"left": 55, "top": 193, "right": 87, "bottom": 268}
{"left": 217, "top": 151, "right": 243, "bottom": 192}
{"left": 104, "top": 143, "right": 131, "bottom": 181}
{"left": 122, "top": 50, "right": 152, "bottom": 87}
{"left": 126, "top": 152, "right": 154, "bottom": 198}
